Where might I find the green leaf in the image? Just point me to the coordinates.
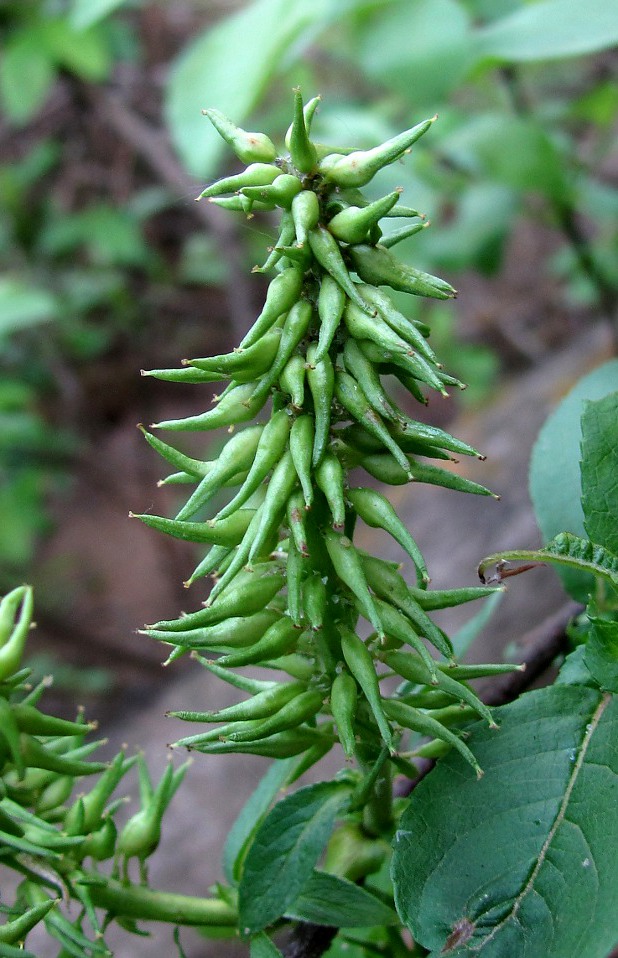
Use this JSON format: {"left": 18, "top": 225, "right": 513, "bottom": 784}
{"left": 165, "top": 0, "right": 332, "bottom": 177}
{"left": 70, "top": 0, "right": 128, "bottom": 30}
{"left": 581, "top": 392, "right": 618, "bottom": 554}
{"left": 238, "top": 781, "right": 350, "bottom": 935}
{"left": 250, "top": 932, "right": 284, "bottom": 958}
{"left": 474, "top": 0, "right": 618, "bottom": 62}
{"left": 392, "top": 684, "right": 618, "bottom": 958}
{"left": 0, "top": 33, "right": 56, "bottom": 124}
{"left": 286, "top": 870, "right": 398, "bottom": 928}
{"left": 352, "top": 0, "right": 473, "bottom": 105}
{"left": 0, "top": 279, "right": 58, "bottom": 338}
{"left": 529, "top": 359, "right": 618, "bottom": 601}
{"left": 222, "top": 756, "right": 301, "bottom": 885}
{"left": 585, "top": 617, "right": 618, "bottom": 694}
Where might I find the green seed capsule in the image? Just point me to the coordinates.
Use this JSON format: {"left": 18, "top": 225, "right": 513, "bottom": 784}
{"left": 359, "top": 451, "right": 413, "bottom": 485}
{"left": 302, "top": 574, "right": 327, "bottom": 631}
{"left": 0, "top": 898, "right": 56, "bottom": 945}
{"left": 20, "top": 736, "right": 107, "bottom": 777}
{"left": 315, "top": 452, "right": 347, "bottom": 530}
{"left": 286, "top": 535, "right": 306, "bottom": 627}
{"left": 289, "top": 414, "right": 315, "bottom": 507}
{"left": 322, "top": 117, "right": 436, "bottom": 188}
{"left": 248, "top": 450, "right": 298, "bottom": 562}
{"left": 382, "top": 698, "right": 482, "bottom": 777}
{"left": 315, "top": 274, "right": 346, "bottom": 362}
{"left": 334, "top": 369, "right": 412, "bottom": 477}
{"left": 148, "top": 573, "right": 285, "bottom": 633}
{"left": 242, "top": 173, "right": 302, "bottom": 209}
{"left": 280, "top": 353, "right": 306, "bottom": 409}
{"left": 139, "top": 427, "right": 211, "bottom": 480}
{"left": 252, "top": 299, "right": 314, "bottom": 403}
{"left": 175, "top": 425, "right": 263, "bottom": 521}
{"left": 348, "top": 487, "right": 429, "bottom": 586}
{"left": 171, "top": 681, "right": 306, "bottom": 725}
{"left": 287, "top": 489, "right": 310, "bottom": 557}
{"left": 188, "top": 327, "right": 282, "bottom": 377}
{"left": 344, "top": 302, "right": 445, "bottom": 394}
{"left": 216, "top": 409, "right": 291, "bottom": 520}
{"left": 329, "top": 671, "right": 358, "bottom": 759}
{"left": 308, "top": 227, "right": 373, "bottom": 314}
{"left": 202, "top": 108, "right": 277, "bottom": 164}
{"left": 227, "top": 688, "right": 323, "bottom": 742}
{"left": 323, "top": 530, "right": 383, "bottom": 638}
{"left": 197, "top": 163, "right": 280, "bottom": 199}
{"left": 185, "top": 543, "right": 232, "bottom": 586}
{"left": 240, "top": 266, "right": 305, "bottom": 349}
{"left": 327, "top": 190, "right": 401, "bottom": 244}
{"left": 306, "top": 343, "right": 335, "bottom": 467}
{"left": 217, "top": 616, "right": 299, "bottom": 668}
{"left": 338, "top": 625, "right": 394, "bottom": 751}
{"left": 141, "top": 365, "right": 226, "bottom": 384}
{"left": 209, "top": 194, "right": 276, "bottom": 214}
{"left": 380, "top": 221, "right": 428, "bottom": 249}
{"left": 151, "top": 381, "right": 266, "bottom": 432}
{"left": 370, "top": 598, "right": 439, "bottom": 678}
{"left": 348, "top": 243, "right": 456, "bottom": 300}
{"left": 285, "top": 94, "right": 321, "bottom": 150}
{"left": 188, "top": 727, "right": 328, "bottom": 758}
{"left": 358, "top": 283, "right": 437, "bottom": 363}
{"left": 254, "top": 211, "right": 296, "bottom": 273}
{"left": 288, "top": 88, "right": 318, "bottom": 174}
{"left": 131, "top": 508, "right": 256, "bottom": 547}
{"left": 343, "top": 338, "right": 398, "bottom": 423}
{"left": 143, "top": 608, "right": 280, "bottom": 651}
{"left": 408, "top": 584, "right": 503, "bottom": 611}
{"left": 382, "top": 651, "right": 496, "bottom": 726}
{"left": 0, "top": 586, "right": 33, "bottom": 681}
{"left": 291, "top": 190, "right": 320, "bottom": 247}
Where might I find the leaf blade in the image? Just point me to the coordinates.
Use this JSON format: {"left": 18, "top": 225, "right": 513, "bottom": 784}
{"left": 581, "top": 392, "right": 618, "bottom": 554}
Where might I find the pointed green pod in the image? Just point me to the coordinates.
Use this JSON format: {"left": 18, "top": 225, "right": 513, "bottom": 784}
{"left": 187, "top": 727, "right": 327, "bottom": 758}
{"left": 338, "top": 625, "right": 394, "bottom": 751}
{"left": 197, "top": 163, "right": 280, "bottom": 199}
{"left": 0, "top": 898, "right": 56, "bottom": 945}
{"left": 329, "top": 670, "right": 358, "bottom": 759}
{"left": 241, "top": 173, "right": 302, "bottom": 209}
{"left": 0, "top": 586, "right": 33, "bottom": 681}
{"left": 151, "top": 381, "right": 266, "bottom": 432}
{"left": 280, "top": 353, "right": 306, "bottom": 409}
{"left": 383, "top": 651, "right": 496, "bottom": 726}
{"left": 144, "top": 608, "right": 280, "bottom": 651}
{"left": 348, "top": 243, "right": 456, "bottom": 300}
{"left": 343, "top": 338, "right": 399, "bottom": 423}
{"left": 289, "top": 414, "right": 314, "bottom": 507}
{"left": 191, "top": 655, "right": 277, "bottom": 694}
{"left": 202, "top": 108, "right": 277, "bottom": 164}
{"left": 370, "top": 599, "right": 439, "bottom": 678}
{"left": 200, "top": 507, "right": 266, "bottom": 603}
{"left": 382, "top": 698, "right": 482, "bottom": 777}
{"left": 322, "top": 116, "right": 436, "bottom": 188}
{"left": 286, "top": 489, "right": 310, "bottom": 557}
{"left": 185, "top": 543, "right": 232, "bottom": 585}
{"left": 285, "top": 94, "right": 321, "bottom": 150}
{"left": 288, "top": 89, "right": 318, "bottom": 174}
{"left": 20, "top": 736, "right": 107, "bottom": 777}
{"left": 315, "top": 452, "right": 347, "bottom": 530}
{"left": 254, "top": 211, "right": 296, "bottom": 272}
{"left": 216, "top": 409, "right": 291, "bottom": 520}
{"left": 171, "top": 681, "right": 305, "bottom": 725}
{"left": 141, "top": 365, "right": 226, "bottom": 384}
{"left": 209, "top": 195, "right": 276, "bottom": 213}
{"left": 323, "top": 530, "right": 383, "bottom": 638}
{"left": 348, "top": 487, "right": 428, "bottom": 586}
{"left": 286, "top": 535, "right": 305, "bottom": 627}
{"left": 359, "top": 451, "right": 413, "bottom": 485}
{"left": 407, "top": 584, "right": 502, "bottom": 611}
{"left": 327, "top": 190, "right": 401, "bottom": 244}
{"left": 175, "top": 425, "right": 263, "bottom": 521}
{"left": 308, "top": 227, "right": 373, "bottom": 313}
{"left": 291, "top": 190, "right": 320, "bottom": 247}
{"left": 148, "top": 573, "right": 285, "bottom": 633}
{"left": 130, "top": 508, "right": 256, "bottom": 546}
{"left": 188, "top": 327, "right": 282, "bottom": 376}
{"left": 315, "top": 274, "right": 346, "bottom": 362}
{"left": 240, "top": 266, "right": 304, "bottom": 349}
{"left": 380, "top": 221, "right": 428, "bottom": 249}
{"left": 216, "top": 616, "right": 299, "bottom": 668}
{"left": 302, "top": 574, "right": 327, "bottom": 632}
{"left": 306, "top": 343, "right": 335, "bottom": 467}
{"left": 334, "top": 369, "right": 413, "bottom": 477}
{"left": 139, "top": 427, "right": 211, "bottom": 480}
{"left": 358, "top": 283, "right": 438, "bottom": 363}
{"left": 248, "top": 450, "right": 298, "bottom": 562}
{"left": 251, "top": 299, "right": 313, "bottom": 402}
{"left": 227, "top": 688, "right": 323, "bottom": 743}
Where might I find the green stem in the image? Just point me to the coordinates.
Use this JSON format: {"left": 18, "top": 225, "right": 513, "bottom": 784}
{"left": 88, "top": 878, "right": 237, "bottom": 926}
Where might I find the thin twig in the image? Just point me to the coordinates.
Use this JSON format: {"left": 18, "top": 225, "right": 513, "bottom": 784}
{"left": 78, "top": 82, "right": 256, "bottom": 340}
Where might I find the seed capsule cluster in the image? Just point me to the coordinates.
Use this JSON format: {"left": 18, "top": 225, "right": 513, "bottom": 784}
{"left": 138, "top": 92, "right": 508, "bottom": 771}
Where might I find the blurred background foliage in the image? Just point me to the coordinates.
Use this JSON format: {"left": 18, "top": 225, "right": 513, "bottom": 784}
{"left": 0, "top": 0, "right": 616, "bottom": 701}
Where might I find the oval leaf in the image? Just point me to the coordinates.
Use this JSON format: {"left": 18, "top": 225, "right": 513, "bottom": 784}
{"left": 238, "top": 781, "right": 350, "bottom": 935}
{"left": 286, "top": 869, "right": 398, "bottom": 928}
{"left": 581, "top": 391, "right": 618, "bottom": 555}
{"left": 392, "top": 684, "right": 618, "bottom": 957}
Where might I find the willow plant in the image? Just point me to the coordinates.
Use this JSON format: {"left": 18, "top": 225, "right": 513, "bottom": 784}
{"left": 0, "top": 92, "right": 516, "bottom": 956}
